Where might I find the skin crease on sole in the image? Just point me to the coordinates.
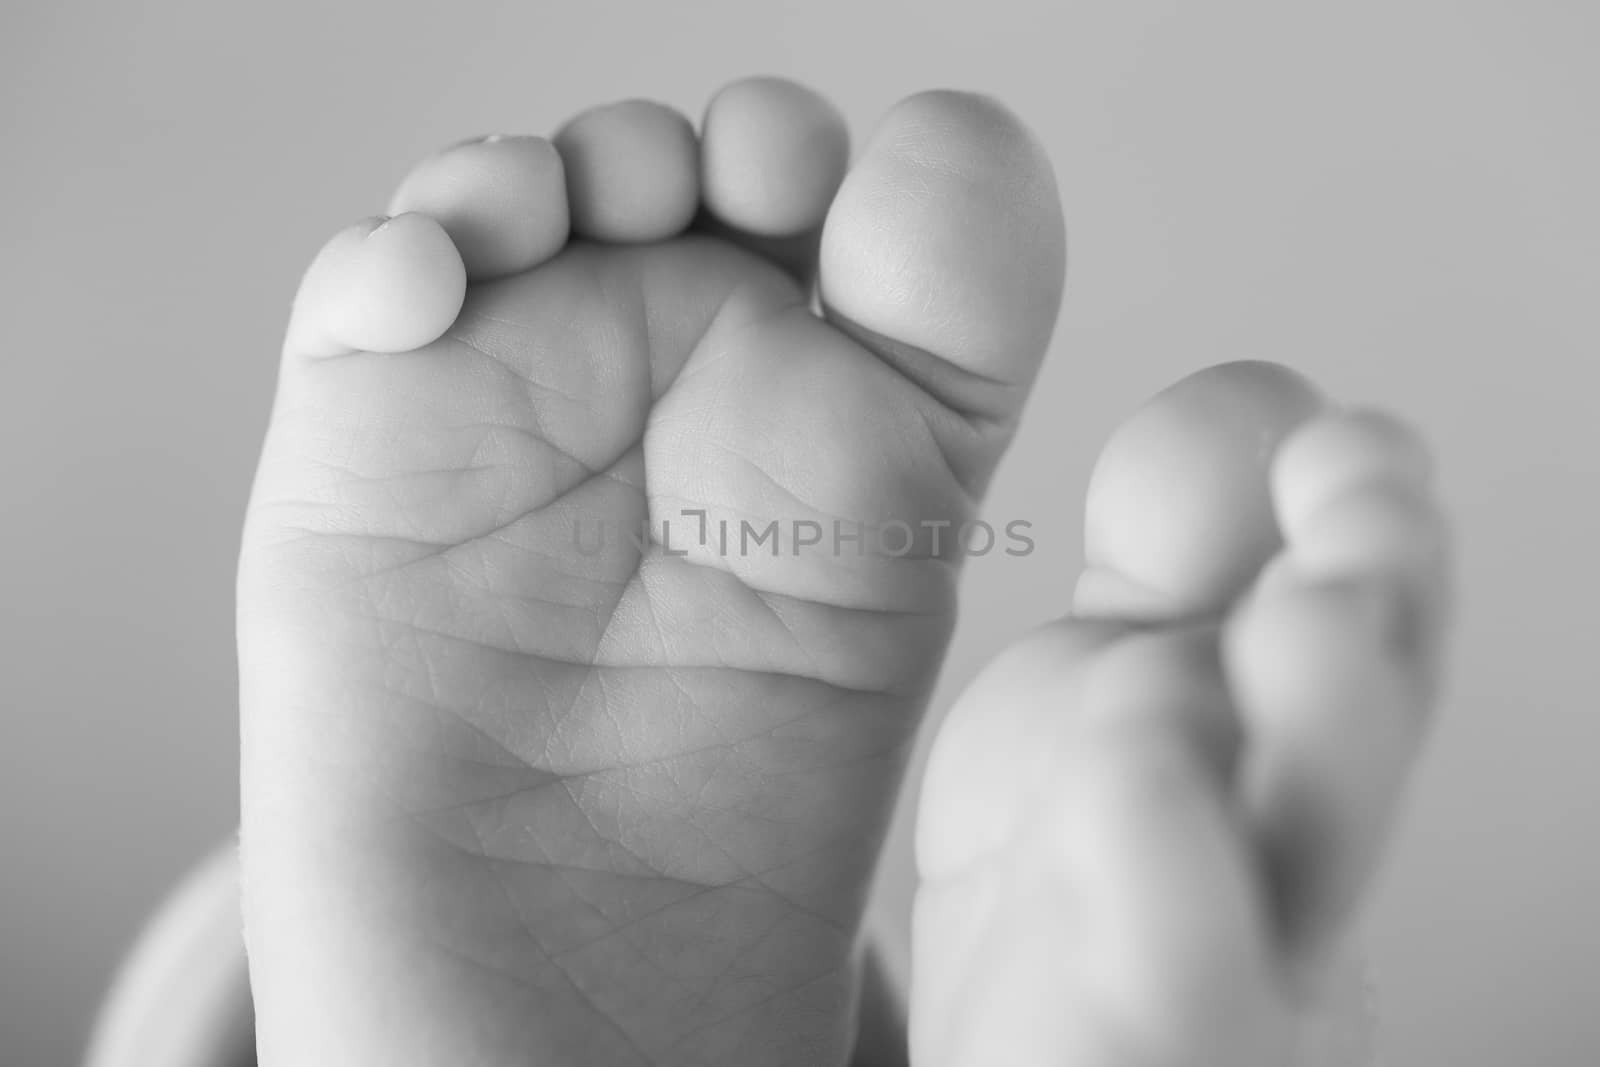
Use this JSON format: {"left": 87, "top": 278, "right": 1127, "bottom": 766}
{"left": 85, "top": 78, "right": 1449, "bottom": 1067}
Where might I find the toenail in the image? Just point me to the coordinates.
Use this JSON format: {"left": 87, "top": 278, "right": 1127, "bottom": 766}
{"left": 444, "top": 133, "right": 509, "bottom": 151}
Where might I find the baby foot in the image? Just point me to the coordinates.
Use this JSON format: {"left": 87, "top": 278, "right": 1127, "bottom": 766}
{"left": 239, "top": 79, "right": 1065, "bottom": 1066}
{"left": 913, "top": 362, "right": 1451, "bottom": 1066}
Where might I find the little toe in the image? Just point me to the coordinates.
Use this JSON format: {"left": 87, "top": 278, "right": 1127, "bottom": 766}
{"left": 553, "top": 99, "right": 699, "bottom": 243}
{"left": 387, "top": 135, "right": 569, "bottom": 281}
{"left": 1075, "top": 361, "right": 1327, "bottom": 622}
{"left": 818, "top": 90, "right": 1067, "bottom": 424}
{"left": 283, "top": 213, "right": 466, "bottom": 359}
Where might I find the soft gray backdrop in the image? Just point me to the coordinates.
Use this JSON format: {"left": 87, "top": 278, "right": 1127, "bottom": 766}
{"left": 3, "top": 2, "right": 1596, "bottom": 1064}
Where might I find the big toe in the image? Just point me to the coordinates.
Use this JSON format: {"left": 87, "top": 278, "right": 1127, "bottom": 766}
{"left": 818, "top": 90, "right": 1067, "bottom": 425}
{"left": 1074, "top": 360, "right": 1328, "bottom": 621}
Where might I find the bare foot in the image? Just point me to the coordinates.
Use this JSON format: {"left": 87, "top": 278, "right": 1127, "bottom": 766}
{"left": 239, "top": 78, "right": 1065, "bottom": 1065}
{"left": 913, "top": 362, "right": 1451, "bottom": 1066}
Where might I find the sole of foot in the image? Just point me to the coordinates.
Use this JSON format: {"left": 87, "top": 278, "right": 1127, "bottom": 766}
{"left": 913, "top": 361, "right": 1451, "bottom": 1067}
{"left": 239, "top": 77, "right": 1065, "bottom": 1066}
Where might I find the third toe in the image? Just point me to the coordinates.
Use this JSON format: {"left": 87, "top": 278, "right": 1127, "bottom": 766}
{"left": 553, "top": 99, "right": 700, "bottom": 243}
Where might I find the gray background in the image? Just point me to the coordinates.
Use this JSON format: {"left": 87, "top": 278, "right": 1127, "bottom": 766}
{"left": 3, "top": 1, "right": 1596, "bottom": 1064}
